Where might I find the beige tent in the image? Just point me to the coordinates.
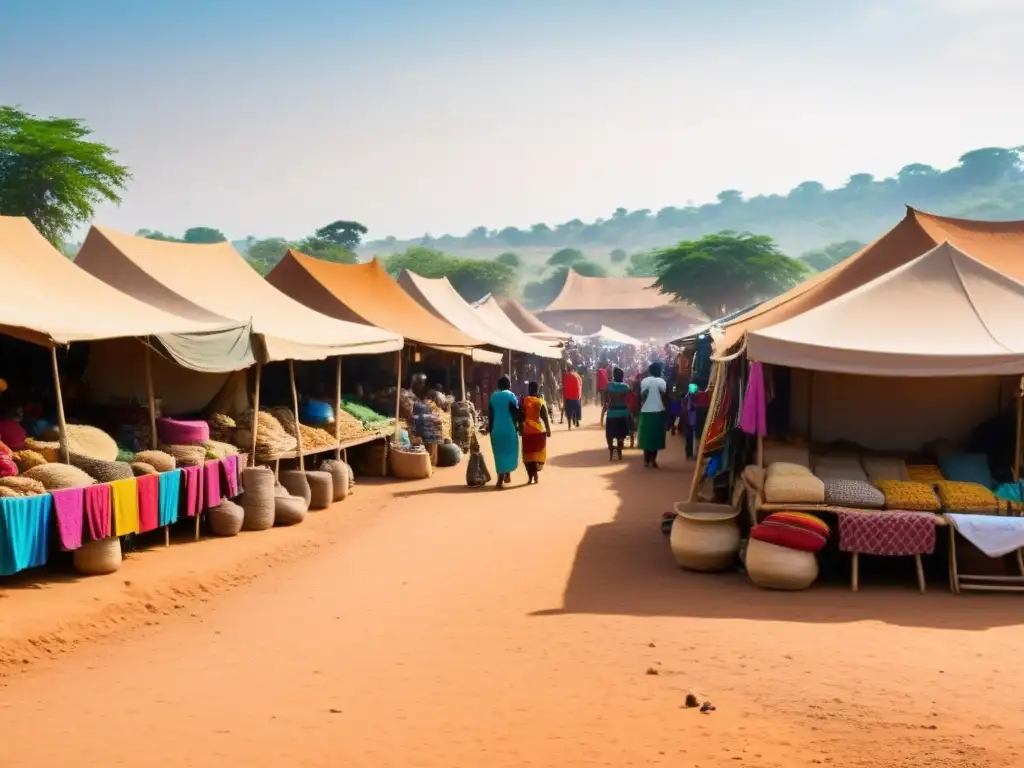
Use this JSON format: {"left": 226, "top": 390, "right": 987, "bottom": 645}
{"left": 75, "top": 226, "right": 402, "bottom": 362}
{"left": 494, "top": 297, "right": 570, "bottom": 342}
{"left": 747, "top": 242, "right": 1024, "bottom": 377}
{"left": 471, "top": 297, "right": 563, "bottom": 359}
{"left": 581, "top": 326, "right": 642, "bottom": 347}
{"left": 398, "top": 272, "right": 560, "bottom": 358}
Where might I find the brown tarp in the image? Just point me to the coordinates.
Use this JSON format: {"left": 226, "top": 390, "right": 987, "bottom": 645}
{"left": 747, "top": 242, "right": 1024, "bottom": 377}
{"left": 0, "top": 217, "right": 253, "bottom": 372}
{"left": 496, "top": 298, "right": 570, "bottom": 341}
{"left": 75, "top": 226, "right": 402, "bottom": 362}
{"left": 266, "top": 251, "right": 493, "bottom": 358}
{"left": 721, "top": 207, "right": 1024, "bottom": 351}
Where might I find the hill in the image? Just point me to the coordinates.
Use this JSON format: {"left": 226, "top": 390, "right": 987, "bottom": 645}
{"left": 357, "top": 145, "right": 1024, "bottom": 267}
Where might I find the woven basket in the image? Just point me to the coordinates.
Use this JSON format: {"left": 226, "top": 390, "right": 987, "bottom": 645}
{"left": 24, "top": 438, "right": 60, "bottom": 463}
{"left": 160, "top": 444, "right": 208, "bottom": 464}
{"left": 319, "top": 460, "right": 350, "bottom": 502}
{"left": 390, "top": 448, "right": 432, "bottom": 480}
{"left": 131, "top": 462, "right": 157, "bottom": 476}
{"left": 38, "top": 424, "right": 118, "bottom": 461}
{"left": 359, "top": 444, "right": 388, "bottom": 478}
{"left": 274, "top": 495, "right": 307, "bottom": 526}
{"left": 0, "top": 476, "right": 46, "bottom": 496}
{"left": 745, "top": 539, "right": 819, "bottom": 591}
{"left": 70, "top": 453, "right": 134, "bottom": 483}
{"left": 23, "top": 463, "right": 95, "bottom": 490}
{"left": 240, "top": 467, "right": 276, "bottom": 531}
{"left": 280, "top": 470, "right": 312, "bottom": 507}
{"left": 73, "top": 536, "right": 122, "bottom": 575}
{"left": 209, "top": 499, "right": 245, "bottom": 536}
{"left": 11, "top": 449, "right": 47, "bottom": 473}
{"left": 307, "top": 471, "right": 334, "bottom": 510}
{"left": 133, "top": 450, "right": 176, "bottom": 472}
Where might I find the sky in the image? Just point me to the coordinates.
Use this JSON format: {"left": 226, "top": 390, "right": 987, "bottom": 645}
{"left": 2, "top": 0, "right": 1024, "bottom": 242}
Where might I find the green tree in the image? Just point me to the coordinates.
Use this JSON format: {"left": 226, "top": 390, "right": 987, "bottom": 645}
{"left": 546, "top": 247, "right": 584, "bottom": 267}
{"left": 626, "top": 251, "right": 658, "bottom": 277}
{"left": 0, "top": 106, "right": 130, "bottom": 244}
{"left": 315, "top": 220, "right": 368, "bottom": 250}
{"left": 652, "top": 232, "right": 808, "bottom": 317}
{"left": 798, "top": 239, "right": 865, "bottom": 272}
{"left": 523, "top": 261, "right": 606, "bottom": 309}
{"left": 609, "top": 248, "right": 628, "bottom": 263}
{"left": 385, "top": 246, "right": 516, "bottom": 300}
{"left": 496, "top": 251, "right": 522, "bottom": 269}
{"left": 245, "top": 237, "right": 290, "bottom": 274}
{"left": 136, "top": 228, "right": 181, "bottom": 242}
{"left": 183, "top": 226, "right": 227, "bottom": 244}
{"left": 297, "top": 235, "right": 357, "bottom": 264}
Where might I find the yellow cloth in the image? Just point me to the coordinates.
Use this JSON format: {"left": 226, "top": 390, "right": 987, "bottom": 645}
{"left": 110, "top": 477, "right": 140, "bottom": 535}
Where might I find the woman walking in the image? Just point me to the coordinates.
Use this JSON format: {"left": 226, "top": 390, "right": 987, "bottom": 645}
{"left": 604, "top": 367, "right": 631, "bottom": 460}
{"left": 520, "top": 381, "right": 551, "bottom": 484}
{"left": 489, "top": 375, "right": 521, "bottom": 489}
{"left": 638, "top": 361, "right": 668, "bottom": 468}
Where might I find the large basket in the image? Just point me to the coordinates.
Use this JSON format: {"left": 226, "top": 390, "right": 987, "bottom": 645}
{"left": 280, "top": 470, "right": 311, "bottom": 507}
{"left": 389, "top": 447, "right": 432, "bottom": 480}
{"left": 209, "top": 499, "right": 244, "bottom": 536}
{"left": 274, "top": 495, "right": 307, "bottom": 526}
{"left": 73, "top": 536, "right": 122, "bottom": 575}
{"left": 745, "top": 538, "right": 819, "bottom": 590}
{"left": 240, "top": 466, "right": 276, "bottom": 531}
{"left": 319, "top": 459, "right": 350, "bottom": 502}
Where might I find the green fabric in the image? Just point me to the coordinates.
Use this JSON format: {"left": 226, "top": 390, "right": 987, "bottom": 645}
{"left": 605, "top": 381, "right": 630, "bottom": 418}
{"left": 638, "top": 411, "right": 666, "bottom": 452}
{"left": 153, "top": 321, "right": 256, "bottom": 373}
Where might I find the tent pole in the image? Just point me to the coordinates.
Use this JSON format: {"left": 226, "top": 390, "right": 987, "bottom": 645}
{"left": 250, "top": 362, "right": 262, "bottom": 467}
{"left": 393, "top": 349, "right": 403, "bottom": 446}
{"left": 289, "top": 360, "right": 305, "bottom": 471}
{"left": 50, "top": 346, "right": 70, "bottom": 465}
{"left": 143, "top": 343, "right": 169, "bottom": 547}
{"left": 688, "top": 361, "right": 724, "bottom": 503}
{"left": 1015, "top": 377, "right": 1023, "bottom": 482}
{"left": 807, "top": 370, "right": 814, "bottom": 446}
{"left": 334, "top": 356, "right": 343, "bottom": 461}
{"left": 460, "top": 356, "right": 466, "bottom": 401}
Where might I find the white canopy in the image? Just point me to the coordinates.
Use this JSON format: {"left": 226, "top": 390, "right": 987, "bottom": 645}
{"left": 581, "top": 326, "right": 642, "bottom": 347}
{"left": 746, "top": 242, "right": 1024, "bottom": 377}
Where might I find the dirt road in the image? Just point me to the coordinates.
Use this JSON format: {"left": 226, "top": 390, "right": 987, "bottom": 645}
{"left": 1, "top": 412, "right": 1023, "bottom": 767}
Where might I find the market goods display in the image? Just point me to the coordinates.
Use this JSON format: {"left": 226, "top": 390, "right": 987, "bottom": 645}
{"left": 745, "top": 538, "right": 819, "bottom": 590}
{"left": 823, "top": 479, "right": 885, "bottom": 509}
{"left": 359, "top": 443, "right": 388, "bottom": 477}
{"left": 334, "top": 409, "right": 375, "bottom": 442}
{"left": 875, "top": 480, "right": 941, "bottom": 512}
{"left": 451, "top": 401, "right": 478, "bottom": 452}
{"left": 11, "top": 449, "right": 46, "bottom": 473}
{"left": 133, "top": 450, "right": 176, "bottom": 472}
{"left": 36, "top": 424, "right": 119, "bottom": 462}
{"left": 274, "top": 495, "right": 307, "bottom": 525}
{"left": 907, "top": 464, "right": 944, "bottom": 483}
{"left": 410, "top": 402, "right": 442, "bottom": 445}
{"left": 0, "top": 486, "right": 18, "bottom": 498}
{"left": 23, "top": 463, "right": 95, "bottom": 490}
{"left": 131, "top": 462, "right": 157, "bottom": 476}
{"left": 280, "top": 469, "right": 312, "bottom": 507}
{"left": 750, "top": 512, "right": 830, "bottom": 553}
{"left": 207, "top": 413, "right": 237, "bottom": 443}
{"left": 938, "top": 453, "right": 996, "bottom": 488}
{"left": 0, "top": 476, "right": 46, "bottom": 496}
{"left": 0, "top": 454, "right": 16, "bottom": 477}
{"left": 437, "top": 442, "right": 463, "bottom": 467}
{"left": 341, "top": 399, "right": 394, "bottom": 429}
{"left": 390, "top": 446, "right": 432, "bottom": 480}
{"left": 73, "top": 537, "right": 122, "bottom": 575}
{"left": 269, "top": 407, "right": 339, "bottom": 453}
{"left": 160, "top": 443, "right": 208, "bottom": 464}
{"left": 763, "top": 465, "right": 825, "bottom": 504}
{"left": 202, "top": 439, "right": 240, "bottom": 459}
{"left": 812, "top": 455, "right": 868, "bottom": 483}
{"left": 209, "top": 499, "right": 245, "bottom": 536}
{"left": 70, "top": 453, "right": 134, "bottom": 483}
{"left": 24, "top": 438, "right": 60, "bottom": 463}
{"left": 934, "top": 481, "right": 998, "bottom": 513}
{"left": 862, "top": 456, "right": 910, "bottom": 484}
{"left": 233, "top": 409, "right": 297, "bottom": 460}
{"left": 669, "top": 502, "right": 741, "bottom": 572}
{"left": 240, "top": 467, "right": 277, "bottom": 530}
{"left": 306, "top": 471, "right": 334, "bottom": 510}
{"left": 319, "top": 459, "right": 350, "bottom": 502}
{"left": 156, "top": 417, "right": 210, "bottom": 445}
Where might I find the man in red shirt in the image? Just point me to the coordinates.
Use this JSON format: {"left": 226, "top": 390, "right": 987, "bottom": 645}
{"left": 595, "top": 364, "right": 610, "bottom": 425}
{"left": 562, "top": 365, "right": 583, "bottom": 429}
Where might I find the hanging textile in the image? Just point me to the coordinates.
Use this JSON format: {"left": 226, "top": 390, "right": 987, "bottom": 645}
{"left": 739, "top": 361, "right": 767, "bottom": 436}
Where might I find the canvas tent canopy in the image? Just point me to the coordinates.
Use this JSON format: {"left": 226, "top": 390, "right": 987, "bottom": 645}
{"left": 397, "top": 271, "right": 561, "bottom": 359}
{"left": 544, "top": 270, "right": 678, "bottom": 311}
{"left": 746, "top": 242, "right": 1024, "bottom": 378}
{"left": 264, "top": 251, "right": 501, "bottom": 365}
{"left": 487, "top": 296, "right": 570, "bottom": 342}
{"left": 0, "top": 217, "right": 254, "bottom": 371}
{"left": 580, "top": 326, "right": 641, "bottom": 347}
{"left": 75, "top": 226, "right": 402, "bottom": 362}
{"left": 471, "top": 296, "right": 563, "bottom": 358}
{"left": 720, "top": 207, "right": 1024, "bottom": 353}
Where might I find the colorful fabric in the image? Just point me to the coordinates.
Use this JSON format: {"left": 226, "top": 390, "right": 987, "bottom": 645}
{"left": 562, "top": 371, "right": 582, "bottom": 401}
{"left": 181, "top": 465, "right": 203, "bottom": 518}
{"left": 875, "top": 480, "right": 941, "bottom": 512}
{"left": 520, "top": 395, "right": 547, "bottom": 469}
{"left": 838, "top": 510, "right": 936, "bottom": 556}
{"left": 605, "top": 381, "right": 630, "bottom": 418}
{"left": 159, "top": 469, "right": 182, "bottom": 527}
{"left": 0, "top": 494, "right": 52, "bottom": 575}
{"left": 750, "top": 511, "right": 829, "bottom": 553}
{"left": 221, "top": 455, "right": 240, "bottom": 497}
{"left": 50, "top": 487, "right": 85, "bottom": 550}
{"left": 907, "top": 464, "right": 944, "bottom": 483}
{"left": 110, "top": 477, "right": 140, "bottom": 535}
{"left": 823, "top": 479, "right": 885, "bottom": 509}
{"left": 489, "top": 389, "right": 520, "bottom": 475}
{"left": 947, "top": 513, "right": 1024, "bottom": 558}
{"left": 938, "top": 453, "right": 996, "bottom": 489}
{"left": 638, "top": 411, "right": 666, "bottom": 452}
{"left": 203, "top": 460, "right": 223, "bottom": 509}
{"left": 934, "top": 480, "right": 998, "bottom": 513}
{"left": 739, "top": 360, "right": 767, "bottom": 436}
{"left": 136, "top": 473, "right": 160, "bottom": 533}
{"left": 84, "top": 483, "right": 112, "bottom": 540}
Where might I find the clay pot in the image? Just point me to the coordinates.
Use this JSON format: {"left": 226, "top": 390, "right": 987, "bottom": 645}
{"left": 669, "top": 502, "right": 741, "bottom": 572}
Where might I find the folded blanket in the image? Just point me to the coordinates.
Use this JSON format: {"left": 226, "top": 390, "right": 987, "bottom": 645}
{"left": 136, "top": 473, "right": 159, "bottom": 533}
{"left": 159, "top": 469, "right": 182, "bottom": 527}
{"left": 838, "top": 510, "right": 936, "bottom": 556}
{"left": 221, "top": 455, "right": 240, "bottom": 498}
{"left": 0, "top": 494, "right": 52, "bottom": 575}
{"left": 85, "top": 483, "right": 112, "bottom": 540}
{"left": 947, "top": 514, "right": 1024, "bottom": 558}
{"left": 50, "top": 487, "right": 85, "bottom": 550}
{"left": 110, "top": 477, "right": 140, "bottom": 536}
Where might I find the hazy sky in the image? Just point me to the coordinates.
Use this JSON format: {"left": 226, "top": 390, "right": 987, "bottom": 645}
{"left": 2, "top": 0, "right": 1023, "bottom": 241}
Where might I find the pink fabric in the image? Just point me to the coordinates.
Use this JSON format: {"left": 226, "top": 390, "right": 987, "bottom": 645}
{"left": 136, "top": 474, "right": 159, "bottom": 533}
{"left": 838, "top": 510, "right": 937, "bottom": 556}
{"left": 156, "top": 417, "right": 209, "bottom": 444}
{"left": 0, "top": 420, "right": 27, "bottom": 450}
{"left": 739, "top": 361, "right": 767, "bottom": 437}
{"left": 84, "top": 483, "right": 112, "bottom": 540}
{"left": 203, "top": 460, "right": 222, "bottom": 509}
{"left": 181, "top": 465, "right": 203, "bottom": 518}
{"left": 221, "top": 455, "right": 240, "bottom": 498}
{"left": 0, "top": 454, "right": 17, "bottom": 477}
{"left": 51, "top": 487, "right": 85, "bottom": 550}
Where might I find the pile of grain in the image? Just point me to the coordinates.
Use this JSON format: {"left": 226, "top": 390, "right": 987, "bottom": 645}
{"left": 233, "top": 409, "right": 297, "bottom": 460}
{"left": 268, "top": 407, "right": 337, "bottom": 452}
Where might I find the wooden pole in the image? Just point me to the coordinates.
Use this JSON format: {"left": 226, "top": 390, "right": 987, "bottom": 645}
{"left": 807, "top": 370, "right": 814, "bottom": 445}
{"left": 334, "top": 355, "right": 343, "bottom": 460}
{"left": 687, "top": 361, "right": 725, "bottom": 503}
{"left": 460, "top": 356, "right": 467, "bottom": 401}
{"left": 1015, "top": 377, "right": 1023, "bottom": 482}
{"left": 393, "top": 349, "right": 403, "bottom": 446}
{"left": 50, "top": 346, "right": 70, "bottom": 464}
{"left": 143, "top": 344, "right": 170, "bottom": 547}
{"left": 289, "top": 360, "right": 305, "bottom": 471}
{"left": 250, "top": 362, "right": 262, "bottom": 467}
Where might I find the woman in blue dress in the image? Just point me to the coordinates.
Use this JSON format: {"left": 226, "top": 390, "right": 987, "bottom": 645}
{"left": 489, "top": 375, "right": 521, "bottom": 489}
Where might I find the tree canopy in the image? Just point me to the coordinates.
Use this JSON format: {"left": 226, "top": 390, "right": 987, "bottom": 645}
{"left": 315, "top": 220, "right": 368, "bottom": 250}
{"left": 0, "top": 106, "right": 130, "bottom": 244}
{"left": 652, "top": 232, "right": 808, "bottom": 317}
{"left": 183, "top": 226, "right": 226, "bottom": 244}
{"left": 546, "top": 248, "right": 585, "bottom": 267}
{"left": 384, "top": 246, "right": 516, "bottom": 301}
{"left": 609, "top": 248, "right": 628, "bottom": 263}
{"left": 496, "top": 251, "right": 522, "bottom": 268}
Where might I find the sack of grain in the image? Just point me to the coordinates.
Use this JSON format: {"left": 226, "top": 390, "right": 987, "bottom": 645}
{"left": 133, "top": 450, "right": 176, "bottom": 472}
{"left": 24, "top": 463, "right": 95, "bottom": 490}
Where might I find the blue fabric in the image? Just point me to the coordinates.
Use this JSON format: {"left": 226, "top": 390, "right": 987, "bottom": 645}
{"left": 995, "top": 481, "right": 1024, "bottom": 502}
{"left": 939, "top": 453, "right": 996, "bottom": 489}
{"left": 159, "top": 469, "right": 183, "bottom": 527}
{"left": 489, "top": 389, "right": 520, "bottom": 475}
{"left": 0, "top": 494, "right": 52, "bottom": 576}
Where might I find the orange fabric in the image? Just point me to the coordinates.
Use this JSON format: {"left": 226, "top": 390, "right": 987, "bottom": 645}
{"left": 267, "top": 251, "right": 480, "bottom": 349}
{"left": 721, "top": 207, "right": 1024, "bottom": 351}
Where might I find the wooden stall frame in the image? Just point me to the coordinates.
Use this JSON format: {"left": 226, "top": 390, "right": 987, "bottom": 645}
{"left": 250, "top": 362, "right": 262, "bottom": 468}
{"left": 141, "top": 343, "right": 171, "bottom": 547}
{"left": 50, "top": 346, "right": 71, "bottom": 464}
{"left": 687, "top": 360, "right": 724, "bottom": 503}
{"left": 289, "top": 360, "right": 305, "bottom": 471}
{"left": 334, "top": 356, "right": 342, "bottom": 461}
